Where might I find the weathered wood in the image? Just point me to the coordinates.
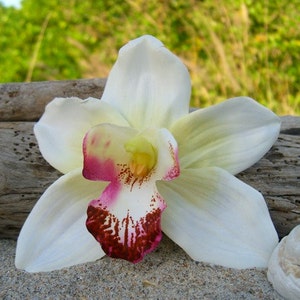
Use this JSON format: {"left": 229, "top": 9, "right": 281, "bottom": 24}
{"left": 0, "top": 122, "right": 61, "bottom": 239}
{"left": 237, "top": 116, "right": 300, "bottom": 238}
{"left": 0, "top": 80, "right": 299, "bottom": 240}
{"left": 0, "top": 78, "right": 106, "bottom": 121}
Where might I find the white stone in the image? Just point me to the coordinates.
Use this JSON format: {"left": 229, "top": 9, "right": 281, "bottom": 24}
{"left": 267, "top": 225, "right": 300, "bottom": 300}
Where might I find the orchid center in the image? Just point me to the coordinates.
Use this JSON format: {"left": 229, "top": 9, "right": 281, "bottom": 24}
{"left": 124, "top": 135, "right": 157, "bottom": 178}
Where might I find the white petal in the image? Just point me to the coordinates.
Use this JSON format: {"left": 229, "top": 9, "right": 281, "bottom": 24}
{"left": 15, "top": 169, "right": 107, "bottom": 272}
{"left": 267, "top": 225, "right": 300, "bottom": 300}
{"left": 171, "top": 97, "right": 281, "bottom": 174}
{"left": 157, "top": 167, "right": 278, "bottom": 269}
{"left": 34, "top": 97, "right": 129, "bottom": 174}
{"left": 101, "top": 35, "right": 191, "bottom": 129}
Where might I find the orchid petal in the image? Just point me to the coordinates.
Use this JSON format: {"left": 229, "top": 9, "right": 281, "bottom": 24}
{"left": 34, "top": 97, "right": 129, "bottom": 174}
{"left": 101, "top": 35, "right": 191, "bottom": 129}
{"left": 15, "top": 169, "right": 107, "bottom": 272}
{"left": 157, "top": 167, "right": 278, "bottom": 269}
{"left": 83, "top": 125, "right": 179, "bottom": 262}
{"left": 171, "top": 97, "right": 281, "bottom": 174}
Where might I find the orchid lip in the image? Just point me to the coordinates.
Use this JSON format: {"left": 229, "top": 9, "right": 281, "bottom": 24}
{"left": 86, "top": 191, "right": 166, "bottom": 263}
{"left": 82, "top": 124, "right": 179, "bottom": 263}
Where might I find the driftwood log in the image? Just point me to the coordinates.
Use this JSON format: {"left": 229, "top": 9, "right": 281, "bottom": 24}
{"left": 0, "top": 79, "right": 299, "bottom": 240}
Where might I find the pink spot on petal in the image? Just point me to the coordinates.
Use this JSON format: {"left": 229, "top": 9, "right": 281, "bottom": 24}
{"left": 163, "top": 143, "right": 180, "bottom": 181}
{"left": 99, "top": 181, "right": 121, "bottom": 207}
{"left": 104, "top": 140, "right": 111, "bottom": 149}
{"left": 83, "top": 156, "right": 117, "bottom": 182}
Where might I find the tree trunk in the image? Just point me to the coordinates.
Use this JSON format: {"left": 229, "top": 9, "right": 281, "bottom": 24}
{"left": 0, "top": 79, "right": 299, "bottom": 239}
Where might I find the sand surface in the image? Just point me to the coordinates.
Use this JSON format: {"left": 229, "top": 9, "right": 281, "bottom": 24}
{"left": 0, "top": 236, "right": 283, "bottom": 299}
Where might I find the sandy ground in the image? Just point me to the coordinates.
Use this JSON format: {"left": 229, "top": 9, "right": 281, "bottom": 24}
{"left": 0, "top": 236, "right": 283, "bottom": 300}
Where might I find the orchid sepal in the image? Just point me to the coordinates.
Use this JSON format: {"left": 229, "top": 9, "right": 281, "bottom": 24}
{"left": 15, "top": 169, "right": 107, "bottom": 272}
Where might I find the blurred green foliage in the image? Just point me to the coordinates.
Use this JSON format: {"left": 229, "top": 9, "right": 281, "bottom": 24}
{"left": 0, "top": 0, "right": 299, "bottom": 114}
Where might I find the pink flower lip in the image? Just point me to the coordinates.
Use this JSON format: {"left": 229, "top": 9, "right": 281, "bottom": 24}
{"left": 86, "top": 194, "right": 166, "bottom": 263}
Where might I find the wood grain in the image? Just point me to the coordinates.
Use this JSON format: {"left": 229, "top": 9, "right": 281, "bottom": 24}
{"left": 0, "top": 78, "right": 106, "bottom": 121}
{"left": 0, "top": 79, "right": 299, "bottom": 239}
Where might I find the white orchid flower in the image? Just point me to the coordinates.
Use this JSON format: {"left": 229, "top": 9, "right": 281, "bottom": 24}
{"left": 15, "top": 35, "right": 281, "bottom": 272}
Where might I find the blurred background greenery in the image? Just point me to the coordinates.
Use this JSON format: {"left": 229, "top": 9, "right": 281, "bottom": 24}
{"left": 0, "top": 0, "right": 299, "bottom": 115}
